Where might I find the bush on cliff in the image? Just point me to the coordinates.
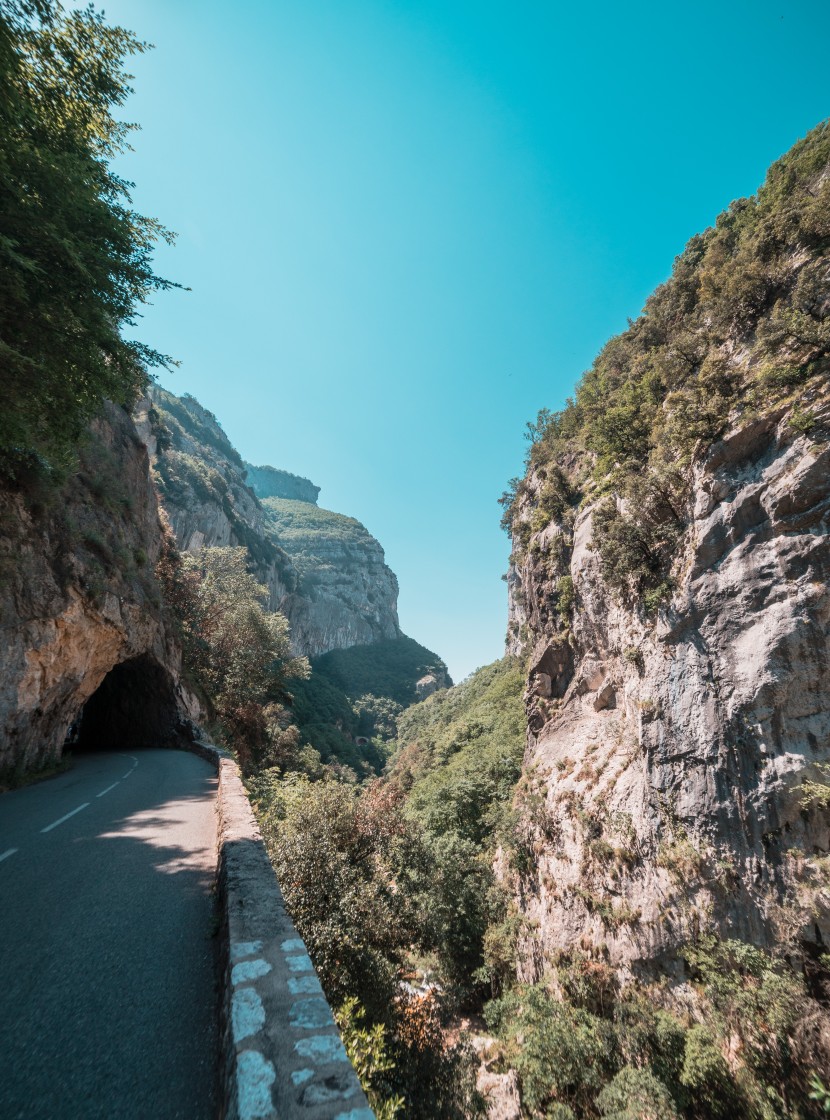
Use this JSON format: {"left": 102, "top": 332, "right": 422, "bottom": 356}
{"left": 252, "top": 770, "right": 484, "bottom": 1118}
{"left": 501, "top": 122, "right": 830, "bottom": 600}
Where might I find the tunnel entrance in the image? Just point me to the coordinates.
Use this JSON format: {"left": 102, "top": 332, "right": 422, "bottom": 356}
{"left": 74, "top": 655, "right": 182, "bottom": 752}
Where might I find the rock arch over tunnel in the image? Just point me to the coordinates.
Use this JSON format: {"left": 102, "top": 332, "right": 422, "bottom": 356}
{"left": 75, "top": 655, "right": 182, "bottom": 752}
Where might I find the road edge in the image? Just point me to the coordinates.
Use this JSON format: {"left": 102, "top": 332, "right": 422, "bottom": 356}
{"left": 188, "top": 740, "right": 374, "bottom": 1120}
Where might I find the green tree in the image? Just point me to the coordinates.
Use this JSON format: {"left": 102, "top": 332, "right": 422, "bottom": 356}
{"left": 597, "top": 1066, "right": 679, "bottom": 1120}
{"left": 158, "top": 544, "right": 308, "bottom": 766}
{"left": 0, "top": 0, "right": 179, "bottom": 478}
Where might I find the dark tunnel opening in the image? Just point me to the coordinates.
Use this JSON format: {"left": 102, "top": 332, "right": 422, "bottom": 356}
{"left": 73, "top": 655, "right": 182, "bottom": 752}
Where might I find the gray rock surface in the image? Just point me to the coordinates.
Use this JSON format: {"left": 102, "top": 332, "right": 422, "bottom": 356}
{"left": 136, "top": 389, "right": 298, "bottom": 615}
{"left": 143, "top": 389, "right": 401, "bottom": 659}
{"left": 261, "top": 498, "right": 401, "bottom": 658}
{"left": 0, "top": 403, "right": 193, "bottom": 772}
{"left": 506, "top": 393, "right": 830, "bottom": 981}
{"left": 415, "top": 670, "right": 451, "bottom": 700}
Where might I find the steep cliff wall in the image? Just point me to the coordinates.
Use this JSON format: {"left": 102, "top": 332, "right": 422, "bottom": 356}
{"left": 502, "top": 125, "right": 830, "bottom": 982}
{"left": 145, "top": 388, "right": 402, "bottom": 658}
{"left": 137, "top": 389, "right": 299, "bottom": 614}
{"left": 0, "top": 403, "right": 191, "bottom": 772}
{"left": 260, "top": 498, "right": 401, "bottom": 657}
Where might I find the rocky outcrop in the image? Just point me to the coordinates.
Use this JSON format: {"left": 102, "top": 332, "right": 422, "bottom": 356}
{"left": 261, "top": 499, "right": 401, "bottom": 658}
{"left": 507, "top": 388, "right": 830, "bottom": 984}
{"left": 503, "top": 126, "right": 830, "bottom": 986}
{"left": 145, "top": 388, "right": 402, "bottom": 659}
{"left": 415, "top": 670, "right": 452, "bottom": 700}
{"left": 0, "top": 403, "right": 193, "bottom": 772}
{"left": 137, "top": 389, "right": 298, "bottom": 614}
{"left": 244, "top": 462, "right": 320, "bottom": 505}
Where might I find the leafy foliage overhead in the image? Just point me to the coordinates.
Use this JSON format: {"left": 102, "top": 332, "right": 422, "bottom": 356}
{"left": 0, "top": 0, "right": 179, "bottom": 477}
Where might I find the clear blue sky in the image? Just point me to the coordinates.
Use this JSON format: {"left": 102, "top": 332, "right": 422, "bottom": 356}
{"left": 102, "top": 0, "right": 828, "bottom": 682}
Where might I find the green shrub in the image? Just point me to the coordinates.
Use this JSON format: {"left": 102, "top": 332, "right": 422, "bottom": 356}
{"left": 485, "top": 985, "right": 615, "bottom": 1113}
{"left": 680, "top": 1024, "right": 736, "bottom": 1118}
{"left": 503, "top": 123, "right": 830, "bottom": 601}
{"left": 335, "top": 998, "right": 403, "bottom": 1120}
{"left": 597, "top": 1066, "right": 679, "bottom": 1120}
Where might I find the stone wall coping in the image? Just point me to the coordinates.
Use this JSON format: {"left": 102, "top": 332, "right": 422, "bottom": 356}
{"left": 189, "top": 739, "right": 374, "bottom": 1120}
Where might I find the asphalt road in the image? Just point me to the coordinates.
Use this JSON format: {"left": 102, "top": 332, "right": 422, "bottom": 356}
{"left": 0, "top": 749, "right": 219, "bottom": 1120}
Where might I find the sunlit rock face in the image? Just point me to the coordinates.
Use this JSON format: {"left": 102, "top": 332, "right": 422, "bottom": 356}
{"left": 506, "top": 399, "right": 830, "bottom": 981}
{"left": 135, "top": 389, "right": 298, "bottom": 615}
{"left": 0, "top": 403, "right": 191, "bottom": 772}
{"left": 142, "top": 387, "right": 401, "bottom": 659}
{"left": 258, "top": 497, "right": 401, "bottom": 659}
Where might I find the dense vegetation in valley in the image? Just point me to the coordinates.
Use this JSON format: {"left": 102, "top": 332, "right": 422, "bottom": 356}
{"left": 501, "top": 122, "right": 830, "bottom": 605}
{"left": 0, "top": 0, "right": 176, "bottom": 481}
{"left": 290, "top": 635, "right": 451, "bottom": 776}
{"left": 255, "top": 654, "right": 830, "bottom": 1119}
{"left": 250, "top": 656, "right": 527, "bottom": 1118}
{"left": 481, "top": 937, "right": 830, "bottom": 1119}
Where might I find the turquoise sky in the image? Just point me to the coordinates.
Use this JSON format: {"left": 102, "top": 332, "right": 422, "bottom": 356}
{"left": 104, "top": 0, "right": 828, "bottom": 681}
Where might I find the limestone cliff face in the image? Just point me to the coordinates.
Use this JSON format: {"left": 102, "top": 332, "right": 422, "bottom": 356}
{"left": 508, "top": 400, "right": 830, "bottom": 981}
{"left": 136, "top": 389, "right": 298, "bottom": 614}
{"left": 503, "top": 128, "right": 830, "bottom": 984}
{"left": 260, "top": 498, "right": 401, "bottom": 658}
{"left": 144, "top": 389, "right": 401, "bottom": 659}
{"left": 0, "top": 403, "right": 192, "bottom": 771}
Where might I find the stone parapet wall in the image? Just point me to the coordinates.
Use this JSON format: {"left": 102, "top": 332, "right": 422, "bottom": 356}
{"left": 190, "top": 740, "right": 373, "bottom": 1120}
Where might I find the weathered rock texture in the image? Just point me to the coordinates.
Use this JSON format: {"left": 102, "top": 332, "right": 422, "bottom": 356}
{"left": 509, "top": 400, "right": 830, "bottom": 981}
{"left": 260, "top": 499, "right": 401, "bottom": 659}
{"left": 136, "top": 389, "right": 299, "bottom": 615}
{"left": 144, "top": 388, "right": 401, "bottom": 659}
{"left": 503, "top": 126, "right": 830, "bottom": 985}
{"left": 0, "top": 403, "right": 193, "bottom": 772}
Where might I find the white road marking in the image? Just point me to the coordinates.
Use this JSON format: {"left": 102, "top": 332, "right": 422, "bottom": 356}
{"left": 41, "top": 803, "right": 89, "bottom": 833}
{"left": 0, "top": 848, "right": 18, "bottom": 863}
{"left": 96, "top": 782, "right": 120, "bottom": 798}
{"left": 285, "top": 953, "right": 314, "bottom": 973}
{"left": 288, "top": 997, "right": 333, "bottom": 1030}
{"left": 294, "top": 1035, "right": 349, "bottom": 1064}
{"left": 231, "top": 941, "right": 263, "bottom": 963}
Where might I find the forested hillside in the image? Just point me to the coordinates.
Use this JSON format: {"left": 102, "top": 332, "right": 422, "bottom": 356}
{"left": 251, "top": 656, "right": 526, "bottom": 1118}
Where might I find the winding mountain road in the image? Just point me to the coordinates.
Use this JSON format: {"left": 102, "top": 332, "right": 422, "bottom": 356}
{"left": 0, "top": 749, "right": 219, "bottom": 1120}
